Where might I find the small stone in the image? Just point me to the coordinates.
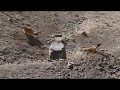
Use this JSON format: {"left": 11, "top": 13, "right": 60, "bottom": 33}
{"left": 67, "top": 62, "right": 74, "bottom": 70}
{"left": 118, "top": 57, "right": 120, "bottom": 59}
{"left": 51, "top": 35, "right": 55, "bottom": 38}
{"left": 0, "top": 73, "right": 4, "bottom": 78}
{"left": 75, "top": 15, "right": 79, "bottom": 17}
{"left": 41, "top": 53, "right": 45, "bottom": 56}
{"left": 8, "top": 18, "right": 14, "bottom": 23}
{"left": 96, "top": 65, "right": 101, "bottom": 69}
{"left": 108, "top": 65, "right": 113, "bottom": 69}
{"left": 59, "top": 58, "right": 65, "bottom": 61}
{"left": 35, "top": 16, "right": 38, "bottom": 19}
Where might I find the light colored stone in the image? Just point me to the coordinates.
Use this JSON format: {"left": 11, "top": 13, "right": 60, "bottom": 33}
{"left": 49, "top": 42, "right": 64, "bottom": 51}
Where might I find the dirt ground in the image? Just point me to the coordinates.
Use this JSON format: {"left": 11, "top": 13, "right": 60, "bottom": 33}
{"left": 1, "top": 11, "right": 120, "bottom": 79}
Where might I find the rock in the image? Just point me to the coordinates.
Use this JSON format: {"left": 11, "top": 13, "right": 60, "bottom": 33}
{"left": 49, "top": 37, "right": 66, "bottom": 60}
{"left": 0, "top": 46, "right": 7, "bottom": 51}
{"left": 50, "top": 42, "right": 64, "bottom": 51}
{"left": 67, "top": 62, "right": 74, "bottom": 70}
{"left": 0, "top": 73, "right": 4, "bottom": 79}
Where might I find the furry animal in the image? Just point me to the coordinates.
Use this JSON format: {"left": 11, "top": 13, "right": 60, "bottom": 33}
{"left": 22, "top": 27, "right": 38, "bottom": 36}
{"left": 83, "top": 44, "right": 101, "bottom": 54}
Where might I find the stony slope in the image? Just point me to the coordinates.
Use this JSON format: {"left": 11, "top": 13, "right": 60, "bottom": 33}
{"left": 0, "top": 11, "right": 120, "bottom": 79}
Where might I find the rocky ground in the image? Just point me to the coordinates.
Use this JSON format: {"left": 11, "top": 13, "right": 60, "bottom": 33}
{"left": 0, "top": 11, "right": 120, "bottom": 79}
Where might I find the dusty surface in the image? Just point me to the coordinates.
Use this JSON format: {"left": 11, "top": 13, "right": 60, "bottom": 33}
{"left": 1, "top": 11, "right": 120, "bottom": 79}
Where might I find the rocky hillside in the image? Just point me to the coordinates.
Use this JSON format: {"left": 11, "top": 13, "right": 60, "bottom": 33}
{"left": 0, "top": 11, "right": 120, "bottom": 79}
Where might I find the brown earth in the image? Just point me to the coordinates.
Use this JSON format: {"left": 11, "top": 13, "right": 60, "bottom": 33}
{"left": 0, "top": 11, "right": 120, "bottom": 79}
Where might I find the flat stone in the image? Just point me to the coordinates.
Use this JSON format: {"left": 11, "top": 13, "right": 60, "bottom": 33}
{"left": 50, "top": 42, "right": 64, "bottom": 51}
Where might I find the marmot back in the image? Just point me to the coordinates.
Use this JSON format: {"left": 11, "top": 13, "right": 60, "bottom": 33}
{"left": 22, "top": 27, "right": 38, "bottom": 36}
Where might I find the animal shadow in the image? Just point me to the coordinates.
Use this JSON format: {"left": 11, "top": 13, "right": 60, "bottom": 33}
{"left": 26, "top": 36, "right": 44, "bottom": 48}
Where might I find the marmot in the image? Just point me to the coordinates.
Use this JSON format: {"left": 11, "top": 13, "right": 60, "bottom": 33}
{"left": 83, "top": 44, "right": 101, "bottom": 54}
{"left": 22, "top": 27, "right": 38, "bottom": 36}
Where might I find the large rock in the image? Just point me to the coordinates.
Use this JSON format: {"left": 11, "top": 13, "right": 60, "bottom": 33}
{"left": 49, "top": 41, "right": 64, "bottom": 51}
{"left": 49, "top": 40, "right": 66, "bottom": 60}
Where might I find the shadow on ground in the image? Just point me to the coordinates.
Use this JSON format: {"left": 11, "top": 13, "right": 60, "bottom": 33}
{"left": 26, "top": 36, "right": 44, "bottom": 48}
